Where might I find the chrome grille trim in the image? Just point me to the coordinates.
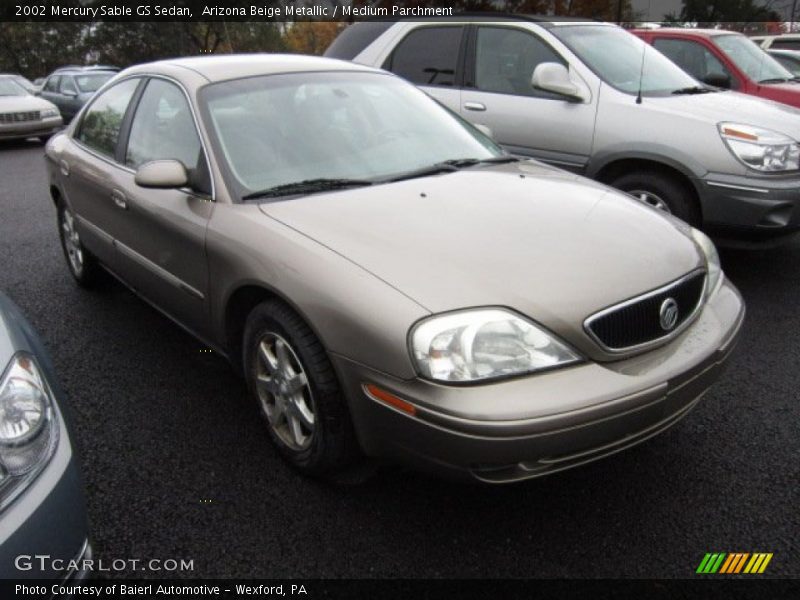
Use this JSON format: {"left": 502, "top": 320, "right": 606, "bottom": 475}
{"left": 0, "top": 110, "right": 41, "bottom": 124}
{"left": 584, "top": 268, "right": 707, "bottom": 354}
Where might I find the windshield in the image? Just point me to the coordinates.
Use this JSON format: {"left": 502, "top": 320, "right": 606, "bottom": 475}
{"left": 11, "top": 76, "right": 35, "bottom": 92}
{"left": 713, "top": 35, "right": 794, "bottom": 82}
{"left": 75, "top": 73, "right": 113, "bottom": 93}
{"left": 554, "top": 25, "right": 699, "bottom": 94}
{"left": 0, "top": 78, "right": 28, "bottom": 96}
{"left": 200, "top": 71, "right": 502, "bottom": 197}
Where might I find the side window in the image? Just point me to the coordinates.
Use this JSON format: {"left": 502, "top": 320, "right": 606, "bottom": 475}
{"left": 125, "top": 79, "right": 207, "bottom": 192}
{"left": 387, "top": 26, "right": 463, "bottom": 86}
{"left": 654, "top": 38, "right": 734, "bottom": 86}
{"left": 771, "top": 39, "right": 800, "bottom": 51}
{"left": 76, "top": 78, "right": 140, "bottom": 157}
{"left": 60, "top": 76, "right": 77, "bottom": 95}
{"left": 44, "top": 75, "right": 60, "bottom": 92}
{"left": 475, "top": 27, "right": 566, "bottom": 97}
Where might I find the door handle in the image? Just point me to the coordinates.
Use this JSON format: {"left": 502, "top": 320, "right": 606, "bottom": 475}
{"left": 464, "top": 102, "right": 487, "bottom": 112}
{"left": 59, "top": 160, "right": 70, "bottom": 177}
{"left": 111, "top": 189, "right": 127, "bottom": 210}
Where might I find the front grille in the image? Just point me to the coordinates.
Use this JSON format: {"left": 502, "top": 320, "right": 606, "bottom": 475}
{"left": 0, "top": 111, "right": 41, "bottom": 124}
{"left": 585, "top": 270, "right": 706, "bottom": 351}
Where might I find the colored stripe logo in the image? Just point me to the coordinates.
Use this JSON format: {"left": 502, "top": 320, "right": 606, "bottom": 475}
{"left": 696, "top": 552, "right": 773, "bottom": 574}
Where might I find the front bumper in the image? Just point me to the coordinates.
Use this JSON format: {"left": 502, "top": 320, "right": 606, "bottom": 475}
{"left": 0, "top": 116, "right": 63, "bottom": 141}
{"left": 334, "top": 279, "right": 744, "bottom": 483}
{"left": 696, "top": 172, "right": 800, "bottom": 240}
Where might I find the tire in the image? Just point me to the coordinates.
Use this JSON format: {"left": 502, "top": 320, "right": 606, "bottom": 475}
{"left": 610, "top": 169, "right": 700, "bottom": 226}
{"left": 243, "top": 300, "right": 360, "bottom": 478}
{"left": 57, "top": 203, "right": 103, "bottom": 288}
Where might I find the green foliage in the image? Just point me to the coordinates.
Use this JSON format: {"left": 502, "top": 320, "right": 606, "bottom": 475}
{"left": 0, "top": 22, "right": 287, "bottom": 78}
{"left": 665, "top": 0, "right": 783, "bottom": 27}
{"left": 0, "top": 22, "right": 86, "bottom": 77}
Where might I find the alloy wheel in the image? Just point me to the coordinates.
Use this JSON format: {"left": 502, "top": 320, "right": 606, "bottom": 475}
{"left": 628, "top": 189, "right": 672, "bottom": 214}
{"left": 61, "top": 208, "right": 84, "bottom": 276}
{"left": 254, "top": 332, "right": 315, "bottom": 451}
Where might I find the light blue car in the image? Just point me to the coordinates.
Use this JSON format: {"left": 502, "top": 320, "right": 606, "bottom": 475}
{"left": 0, "top": 292, "right": 90, "bottom": 581}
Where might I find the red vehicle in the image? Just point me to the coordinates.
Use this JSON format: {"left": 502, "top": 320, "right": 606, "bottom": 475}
{"left": 633, "top": 28, "right": 800, "bottom": 109}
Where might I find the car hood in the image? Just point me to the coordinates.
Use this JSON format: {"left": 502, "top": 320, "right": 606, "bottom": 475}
{"left": 0, "top": 292, "right": 36, "bottom": 372}
{"left": 0, "top": 94, "right": 56, "bottom": 113}
{"left": 647, "top": 90, "right": 800, "bottom": 138}
{"left": 259, "top": 163, "right": 704, "bottom": 357}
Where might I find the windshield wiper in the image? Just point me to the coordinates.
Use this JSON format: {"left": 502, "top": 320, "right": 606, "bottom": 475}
{"left": 242, "top": 178, "right": 374, "bottom": 201}
{"left": 758, "top": 77, "right": 792, "bottom": 84}
{"left": 440, "top": 156, "right": 523, "bottom": 168}
{"left": 388, "top": 156, "right": 523, "bottom": 182}
{"left": 672, "top": 86, "right": 714, "bottom": 95}
{"left": 385, "top": 162, "right": 459, "bottom": 182}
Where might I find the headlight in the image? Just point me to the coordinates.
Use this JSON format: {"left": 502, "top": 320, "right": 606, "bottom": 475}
{"left": 0, "top": 354, "right": 57, "bottom": 490}
{"left": 40, "top": 108, "right": 60, "bottom": 119}
{"left": 691, "top": 228, "right": 722, "bottom": 299}
{"left": 719, "top": 122, "right": 799, "bottom": 172}
{"left": 410, "top": 308, "right": 581, "bottom": 383}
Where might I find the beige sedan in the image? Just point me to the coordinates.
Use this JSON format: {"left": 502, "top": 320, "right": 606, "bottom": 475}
{"left": 45, "top": 55, "right": 744, "bottom": 483}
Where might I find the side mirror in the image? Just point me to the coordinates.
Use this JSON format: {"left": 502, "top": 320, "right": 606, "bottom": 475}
{"left": 134, "top": 160, "right": 189, "bottom": 189}
{"left": 702, "top": 72, "right": 731, "bottom": 89}
{"left": 532, "top": 62, "right": 584, "bottom": 101}
{"left": 474, "top": 123, "right": 494, "bottom": 139}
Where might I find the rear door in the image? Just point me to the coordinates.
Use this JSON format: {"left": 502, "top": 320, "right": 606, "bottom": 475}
{"left": 61, "top": 77, "right": 143, "bottom": 270}
{"left": 58, "top": 75, "right": 83, "bottom": 120}
{"left": 461, "top": 25, "right": 596, "bottom": 172}
{"left": 382, "top": 25, "right": 465, "bottom": 114}
{"left": 38, "top": 75, "right": 61, "bottom": 110}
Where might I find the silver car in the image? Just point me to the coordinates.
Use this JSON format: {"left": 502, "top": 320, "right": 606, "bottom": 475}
{"left": 0, "top": 292, "right": 91, "bottom": 579}
{"left": 0, "top": 76, "right": 62, "bottom": 143}
{"left": 328, "top": 18, "right": 800, "bottom": 242}
{"left": 45, "top": 55, "right": 744, "bottom": 483}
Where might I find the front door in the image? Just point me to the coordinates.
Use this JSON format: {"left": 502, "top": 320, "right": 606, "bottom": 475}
{"left": 462, "top": 25, "right": 597, "bottom": 172}
{"left": 113, "top": 77, "right": 213, "bottom": 337}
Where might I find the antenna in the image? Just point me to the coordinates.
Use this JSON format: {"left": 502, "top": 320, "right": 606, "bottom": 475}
{"left": 636, "top": 0, "right": 652, "bottom": 104}
{"left": 636, "top": 39, "right": 646, "bottom": 104}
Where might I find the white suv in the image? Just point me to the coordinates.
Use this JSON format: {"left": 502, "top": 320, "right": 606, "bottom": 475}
{"left": 327, "top": 17, "right": 800, "bottom": 243}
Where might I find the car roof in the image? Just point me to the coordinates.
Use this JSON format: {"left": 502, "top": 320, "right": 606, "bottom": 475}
{"left": 380, "top": 13, "right": 602, "bottom": 27}
{"left": 634, "top": 28, "right": 740, "bottom": 38}
{"left": 52, "top": 65, "right": 119, "bottom": 74}
{"left": 769, "top": 48, "right": 800, "bottom": 56}
{"left": 122, "top": 54, "right": 380, "bottom": 83}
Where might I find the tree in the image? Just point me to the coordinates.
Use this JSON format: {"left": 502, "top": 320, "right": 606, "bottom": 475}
{"left": 0, "top": 22, "right": 86, "bottom": 77}
{"left": 665, "top": 0, "right": 783, "bottom": 30}
{"left": 284, "top": 22, "right": 346, "bottom": 55}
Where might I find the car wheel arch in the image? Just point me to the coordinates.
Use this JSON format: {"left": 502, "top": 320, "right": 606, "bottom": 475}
{"left": 592, "top": 156, "right": 703, "bottom": 223}
{"left": 222, "top": 283, "right": 332, "bottom": 377}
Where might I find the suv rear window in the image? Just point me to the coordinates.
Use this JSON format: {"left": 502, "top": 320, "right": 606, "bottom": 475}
{"left": 385, "top": 26, "right": 463, "bottom": 87}
{"left": 324, "top": 22, "right": 393, "bottom": 60}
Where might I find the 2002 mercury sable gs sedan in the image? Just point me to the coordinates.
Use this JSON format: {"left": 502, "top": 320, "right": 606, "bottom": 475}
{"left": 45, "top": 55, "right": 745, "bottom": 483}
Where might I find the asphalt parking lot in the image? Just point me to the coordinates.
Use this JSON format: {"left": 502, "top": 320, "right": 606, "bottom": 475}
{"left": 0, "top": 139, "right": 797, "bottom": 579}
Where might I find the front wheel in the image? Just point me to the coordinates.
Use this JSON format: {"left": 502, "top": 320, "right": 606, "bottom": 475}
{"left": 243, "top": 300, "right": 359, "bottom": 478}
{"left": 58, "top": 203, "right": 102, "bottom": 288}
{"left": 610, "top": 170, "right": 700, "bottom": 226}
